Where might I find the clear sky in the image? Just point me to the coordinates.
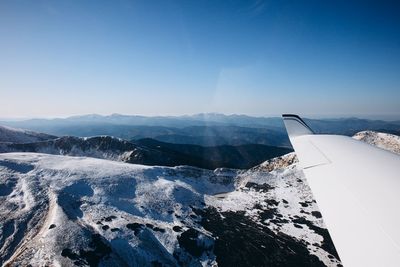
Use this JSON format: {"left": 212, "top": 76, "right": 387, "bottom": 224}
{"left": 1, "top": 0, "right": 400, "bottom": 119}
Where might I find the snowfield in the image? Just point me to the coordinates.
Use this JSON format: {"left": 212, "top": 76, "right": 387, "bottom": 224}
{"left": 0, "top": 152, "right": 341, "bottom": 266}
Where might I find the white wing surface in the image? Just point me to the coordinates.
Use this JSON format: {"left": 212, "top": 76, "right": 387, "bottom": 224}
{"left": 282, "top": 114, "right": 400, "bottom": 267}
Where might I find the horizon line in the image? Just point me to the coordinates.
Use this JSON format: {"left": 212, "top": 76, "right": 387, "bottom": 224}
{"left": 1, "top": 112, "right": 400, "bottom": 121}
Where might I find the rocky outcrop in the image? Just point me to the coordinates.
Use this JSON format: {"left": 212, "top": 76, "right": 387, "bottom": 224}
{"left": 353, "top": 131, "right": 400, "bottom": 154}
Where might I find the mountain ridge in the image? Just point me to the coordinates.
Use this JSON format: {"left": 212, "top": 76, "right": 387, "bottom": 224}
{"left": 1, "top": 130, "right": 399, "bottom": 266}
{"left": 2, "top": 114, "right": 399, "bottom": 147}
{"left": 0, "top": 125, "right": 57, "bottom": 144}
{"left": 0, "top": 135, "right": 292, "bottom": 170}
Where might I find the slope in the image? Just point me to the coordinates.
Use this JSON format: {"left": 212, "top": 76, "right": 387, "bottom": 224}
{"left": 0, "top": 153, "right": 339, "bottom": 266}
{"left": 0, "top": 125, "right": 56, "bottom": 143}
{"left": 0, "top": 136, "right": 292, "bottom": 169}
{"left": 134, "top": 138, "right": 293, "bottom": 169}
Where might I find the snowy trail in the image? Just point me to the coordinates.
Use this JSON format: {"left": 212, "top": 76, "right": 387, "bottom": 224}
{"left": 4, "top": 193, "right": 53, "bottom": 266}
{"left": 1, "top": 175, "right": 50, "bottom": 266}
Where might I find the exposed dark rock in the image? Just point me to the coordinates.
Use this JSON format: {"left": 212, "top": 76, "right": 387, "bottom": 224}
{"left": 177, "top": 228, "right": 212, "bottom": 258}
{"left": 61, "top": 234, "right": 112, "bottom": 267}
{"left": 104, "top": 215, "right": 117, "bottom": 222}
{"left": 245, "top": 182, "right": 274, "bottom": 192}
{"left": 197, "top": 207, "right": 326, "bottom": 267}
{"left": 195, "top": 208, "right": 324, "bottom": 267}
{"left": 292, "top": 217, "right": 340, "bottom": 260}
{"left": 299, "top": 202, "right": 309, "bottom": 207}
{"left": 126, "top": 223, "right": 144, "bottom": 235}
{"left": 173, "top": 226, "right": 183, "bottom": 232}
{"left": 258, "top": 208, "right": 278, "bottom": 221}
{"left": 266, "top": 199, "right": 280, "bottom": 206}
{"left": 311, "top": 211, "right": 322, "bottom": 218}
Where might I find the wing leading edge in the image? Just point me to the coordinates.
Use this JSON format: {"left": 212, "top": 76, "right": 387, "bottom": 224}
{"left": 283, "top": 114, "right": 400, "bottom": 267}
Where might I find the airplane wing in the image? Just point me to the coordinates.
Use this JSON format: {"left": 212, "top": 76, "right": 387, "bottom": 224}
{"left": 282, "top": 114, "right": 400, "bottom": 267}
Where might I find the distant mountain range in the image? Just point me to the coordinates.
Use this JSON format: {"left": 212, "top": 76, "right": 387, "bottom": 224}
{"left": 1, "top": 114, "right": 400, "bottom": 147}
{"left": 0, "top": 113, "right": 286, "bottom": 128}
{"left": 305, "top": 117, "right": 400, "bottom": 136}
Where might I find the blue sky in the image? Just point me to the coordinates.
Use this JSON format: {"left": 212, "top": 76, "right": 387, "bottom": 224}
{"left": 1, "top": 0, "right": 400, "bottom": 119}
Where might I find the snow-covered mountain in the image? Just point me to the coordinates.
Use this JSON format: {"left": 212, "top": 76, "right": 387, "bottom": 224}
{"left": 353, "top": 130, "right": 400, "bottom": 154}
{"left": 0, "top": 136, "right": 291, "bottom": 170}
{"left": 2, "top": 130, "right": 398, "bottom": 266}
{"left": 0, "top": 153, "right": 340, "bottom": 266}
{"left": 0, "top": 125, "right": 56, "bottom": 143}
{"left": 0, "top": 136, "right": 141, "bottom": 161}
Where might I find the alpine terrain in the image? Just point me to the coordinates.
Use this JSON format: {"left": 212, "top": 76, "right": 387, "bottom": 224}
{"left": 0, "top": 136, "right": 292, "bottom": 170}
{"left": 0, "top": 129, "right": 398, "bottom": 266}
{"left": 0, "top": 125, "right": 56, "bottom": 144}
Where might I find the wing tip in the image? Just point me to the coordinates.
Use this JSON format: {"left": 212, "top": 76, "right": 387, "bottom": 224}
{"left": 282, "top": 114, "right": 314, "bottom": 137}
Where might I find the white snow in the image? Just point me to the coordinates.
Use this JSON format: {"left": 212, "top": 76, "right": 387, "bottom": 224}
{"left": 0, "top": 153, "right": 233, "bottom": 266}
{"left": 1, "top": 129, "right": 398, "bottom": 266}
{"left": 206, "top": 159, "right": 340, "bottom": 267}
{"left": 0, "top": 152, "right": 340, "bottom": 266}
{"left": 0, "top": 125, "right": 55, "bottom": 143}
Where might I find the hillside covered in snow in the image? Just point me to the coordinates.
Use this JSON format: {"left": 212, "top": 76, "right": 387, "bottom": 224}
{"left": 0, "top": 135, "right": 292, "bottom": 170}
{"left": 2, "top": 130, "right": 398, "bottom": 266}
{"left": 0, "top": 125, "right": 56, "bottom": 144}
{"left": 0, "top": 153, "right": 340, "bottom": 266}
